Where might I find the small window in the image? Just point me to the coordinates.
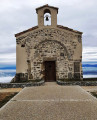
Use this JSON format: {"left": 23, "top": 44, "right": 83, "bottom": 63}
{"left": 74, "top": 62, "right": 80, "bottom": 72}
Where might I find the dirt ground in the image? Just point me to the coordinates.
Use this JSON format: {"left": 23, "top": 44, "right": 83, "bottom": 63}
{"left": 0, "top": 88, "right": 22, "bottom": 93}
{"left": 0, "top": 88, "right": 22, "bottom": 108}
{"left": 82, "top": 86, "right": 97, "bottom": 92}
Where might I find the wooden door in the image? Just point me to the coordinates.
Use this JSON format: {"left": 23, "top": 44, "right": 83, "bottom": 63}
{"left": 45, "top": 61, "right": 56, "bottom": 82}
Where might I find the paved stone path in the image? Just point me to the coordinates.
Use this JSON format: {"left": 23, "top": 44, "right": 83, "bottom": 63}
{"left": 0, "top": 82, "right": 97, "bottom": 120}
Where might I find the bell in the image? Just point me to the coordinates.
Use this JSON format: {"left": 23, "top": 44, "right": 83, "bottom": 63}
{"left": 45, "top": 16, "right": 49, "bottom": 21}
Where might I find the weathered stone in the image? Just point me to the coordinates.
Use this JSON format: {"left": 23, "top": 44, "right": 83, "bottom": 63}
{"left": 12, "top": 73, "right": 28, "bottom": 83}
{"left": 0, "top": 80, "right": 44, "bottom": 88}
{"left": 14, "top": 5, "right": 83, "bottom": 82}
{"left": 74, "top": 73, "right": 80, "bottom": 79}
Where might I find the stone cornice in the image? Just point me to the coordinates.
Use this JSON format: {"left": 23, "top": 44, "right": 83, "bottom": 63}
{"left": 36, "top": 4, "right": 59, "bottom": 13}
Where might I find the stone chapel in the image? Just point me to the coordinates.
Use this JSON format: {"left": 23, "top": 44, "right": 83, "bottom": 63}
{"left": 14, "top": 4, "right": 83, "bottom": 82}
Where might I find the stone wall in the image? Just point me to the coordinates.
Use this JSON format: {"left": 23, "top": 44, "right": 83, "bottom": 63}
{"left": 16, "top": 27, "right": 82, "bottom": 82}
{"left": 57, "top": 80, "right": 97, "bottom": 86}
{"left": 1, "top": 80, "right": 97, "bottom": 88}
{"left": 0, "top": 80, "right": 44, "bottom": 88}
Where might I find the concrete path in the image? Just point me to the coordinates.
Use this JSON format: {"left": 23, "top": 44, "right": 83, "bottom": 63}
{"left": 0, "top": 82, "right": 97, "bottom": 120}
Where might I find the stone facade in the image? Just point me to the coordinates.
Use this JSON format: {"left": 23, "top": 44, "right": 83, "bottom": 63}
{"left": 14, "top": 4, "right": 83, "bottom": 82}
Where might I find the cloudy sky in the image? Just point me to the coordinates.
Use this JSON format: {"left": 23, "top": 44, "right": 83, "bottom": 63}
{"left": 0, "top": 0, "right": 97, "bottom": 68}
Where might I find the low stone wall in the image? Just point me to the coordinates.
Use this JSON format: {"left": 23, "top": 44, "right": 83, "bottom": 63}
{"left": 0, "top": 80, "right": 44, "bottom": 88}
{"left": 1, "top": 80, "right": 97, "bottom": 88}
{"left": 57, "top": 80, "right": 97, "bottom": 86}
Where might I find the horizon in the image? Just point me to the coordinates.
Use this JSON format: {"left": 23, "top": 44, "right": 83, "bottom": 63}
{"left": 0, "top": 61, "right": 97, "bottom": 70}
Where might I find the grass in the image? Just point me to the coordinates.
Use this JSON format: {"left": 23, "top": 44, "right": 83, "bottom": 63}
{"left": 91, "top": 92, "right": 97, "bottom": 98}
{"left": 0, "top": 92, "right": 18, "bottom": 108}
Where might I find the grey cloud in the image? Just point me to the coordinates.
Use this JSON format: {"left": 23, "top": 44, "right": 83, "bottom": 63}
{"left": 82, "top": 34, "right": 97, "bottom": 47}
{"left": 0, "top": 46, "right": 16, "bottom": 54}
{"left": 83, "top": 52, "right": 97, "bottom": 54}
{"left": 0, "top": 0, "right": 97, "bottom": 63}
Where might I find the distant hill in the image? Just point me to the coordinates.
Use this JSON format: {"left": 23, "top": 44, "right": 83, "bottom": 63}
{"left": 82, "top": 64, "right": 97, "bottom": 67}
{"left": 0, "top": 64, "right": 97, "bottom": 70}
{"left": 0, "top": 66, "right": 16, "bottom": 70}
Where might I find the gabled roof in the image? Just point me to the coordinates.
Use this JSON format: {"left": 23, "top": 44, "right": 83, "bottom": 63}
{"left": 57, "top": 25, "right": 83, "bottom": 34}
{"left": 15, "top": 26, "right": 38, "bottom": 37}
{"left": 36, "top": 4, "right": 58, "bottom": 13}
{"left": 15, "top": 25, "right": 82, "bottom": 37}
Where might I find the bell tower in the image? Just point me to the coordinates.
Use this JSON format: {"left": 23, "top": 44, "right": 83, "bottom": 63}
{"left": 36, "top": 4, "right": 58, "bottom": 27}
